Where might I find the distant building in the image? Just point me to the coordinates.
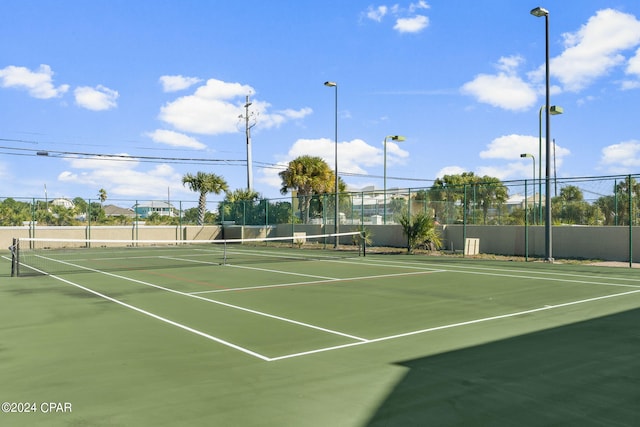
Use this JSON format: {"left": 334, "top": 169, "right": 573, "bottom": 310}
{"left": 51, "top": 198, "right": 75, "bottom": 209}
{"left": 132, "top": 201, "right": 177, "bottom": 218}
{"left": 104, "top": 204, "right": 136, "bottom": 218}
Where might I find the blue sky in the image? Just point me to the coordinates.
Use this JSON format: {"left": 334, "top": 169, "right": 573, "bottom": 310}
{"left": 2, "top": 0, "right": 640, "bottom": 205}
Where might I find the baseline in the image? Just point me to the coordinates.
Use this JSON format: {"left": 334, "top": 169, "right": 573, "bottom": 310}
{"left": 31, "top": 255, "right": 368, "bottom": 342}
{"left": 269, "top": 287, "right": 640, "bottom": 361}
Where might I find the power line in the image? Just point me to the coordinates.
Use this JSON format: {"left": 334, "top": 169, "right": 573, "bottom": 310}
{"left": 1, "top": 140, "right": 436, "bottom": 183}
{"left": 0, "top": 145, "right": 247, "bottom": 166}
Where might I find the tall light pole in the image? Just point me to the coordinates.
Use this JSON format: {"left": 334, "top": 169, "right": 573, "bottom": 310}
{"left": 241, "top": 95, "right": 257, "bottom": 191}
{"left": 324, "top": 81, "right": 339, "bottom": 248}
{"left": 520, "top": 153, "right": 535, "bottom": 224}
{"left": 531, "top": 6, "right": 554, "bottom": 262}
{"left": 383, "top": 135, "right": 406, "bottom": 224}
{"left": 537, "top": 104, "right": 563, "bottom": 224}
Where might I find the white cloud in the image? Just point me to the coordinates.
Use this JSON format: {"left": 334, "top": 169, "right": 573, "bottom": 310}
{"left": 622, "top": 47, "right": 640, "bottom": 89}
{"left": 366, "top": 5, "right": 388, "bottom": 22}
{"left": 480, "top": 134, "right": 569, "bottom": 165}
{"left": 285, "top": 138, "right": 380, "bottom": 174}
{"left": 383, "top": 140, "right": 410, "bottom": 165}
{"left": 467, "top": 9, "right": 640, "bottom": 110}
{"left": 480, "top": 134, "right": 540, "bottom": 160}
{"left": 461, "top": 73, "right": 537, "bottom": 111}
{"left": 363, "top": 2, "right": 430, "bottom": 34}
{"left": 74, "top": 85, "right": 119, "bottom": 111}
{"left": 600, "top": 140, "right": 640, "bottom": 173}
{"left": 159, "top": 75, "right": 202, "bottom": 92}
{"left": 59, "top": 156, "right": 186, "bottom": 198}
{"left": 620, "top": 80, "right": 640, "bottom": 90}
{"left": 476, "top": 164, "right": 528, "bottom": 181}
{"left": 159, "top": 78, "right": 312, "bottom": 135}
{"left": 259, "top": 137, "right": 410, "bottom": 191}
{"left": 627, "top": 47, "right": 640, "bottom": 75}
{"left": 548, "top": 9, "right": 640, "bottom": 92}
{"left": 259, "top": 106, "right": 313, "bottom": 128}
{"left": 146, "top": 129, "right": 207, "bottom": 149}
{"left": 496, "top": 55, "right": 524, "bottom": 73}
{"left": 409, "top": 1, "right": 430, "bottom": 12}
{"left": 159, "top": 79, "right": 251, "bottom": 134}
{"left": 394, "top": 15, "right": 429, "bottom": 33}
{"left": 0, "top": 64, "right": 69, "bottom": 99}
{"left": 462, "top": 55, "right": 537, "bottom": 111}
{"left": 277, "top": 107, "right": 314, "bottom": 120}
{"left": 434, "top": 166, "right": 467, "bottom": 179}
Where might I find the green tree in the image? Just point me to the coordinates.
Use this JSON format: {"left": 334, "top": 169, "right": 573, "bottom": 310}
{"left": 73, "top": 197, "right": 88, "bottom": 221}
{"left": 505, "top": 206, "right": 526, "bottom": 225}
{"left": 475, "top": 176, "right": 509, "bottom": 224}
{"left": 595, "top": 195, "right": 617, "bottom": 225}
{"left": 595, "top": 177, "right": 640, "bottom": 225}
{"left": 0, "top": 198, "right": 31, "bottom": 225}
{"left": 397, "top": 210, "right": 442, "bottom": 254}
{"left": 553, "top": 185, "right": 593, "bottom": 225}
{"left": 411, "top": 189, "right": 429, "bottom": 216}
{"left": 220, "top": 189, "right": 261, "bottom": 225}
{"left": 182, "top": 207, "right": 200, "bottom": 224}
{"left": 98, "top": 188, "right": 107, "bottom": 206}
{"left": 87, "top": 202, "right": 106, "bottom": 223}
{"left": 428, "top": 172, "right": 507, "bottom": 224}
{"left": 182, "top": 172, "right": 228, "bottom": 225}
{"left": 267, "top": 200, "right": 294, "bottom": 224}
{"left": 387, "top": 197, "right": 407, "bottom": 219}
{"left": 279, "top": 155, "right": 335, "bottom": 224}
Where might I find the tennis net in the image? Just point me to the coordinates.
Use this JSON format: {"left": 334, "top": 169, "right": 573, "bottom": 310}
{"left": 10, "top": 231, "right": 365, "bottom": 277}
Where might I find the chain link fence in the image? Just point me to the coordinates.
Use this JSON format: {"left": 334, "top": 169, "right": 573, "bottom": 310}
{"left": 2, "top": 174, "right": 639, "bottom": 229}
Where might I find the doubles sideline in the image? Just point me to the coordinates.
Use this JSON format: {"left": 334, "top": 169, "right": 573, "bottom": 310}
{"left": 14, "top": 254, "right": 640, "bottom": 362}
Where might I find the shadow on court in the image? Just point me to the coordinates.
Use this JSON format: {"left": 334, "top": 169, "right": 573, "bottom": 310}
{"left": 367, "top": 308, "right": 640, "bottom": 426}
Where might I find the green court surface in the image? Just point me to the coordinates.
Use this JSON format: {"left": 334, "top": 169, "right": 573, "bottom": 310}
{"left": 1, "top": 245, "right": 639, "bottom": 426}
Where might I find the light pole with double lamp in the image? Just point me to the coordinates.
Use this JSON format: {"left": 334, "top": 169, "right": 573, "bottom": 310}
{"left": 537, "top": 104, "right": 563, "bottom": 224}
{"left": 531, "top": 6, "right": 555, "bottom": 262}
{"left": 383, "top": 135, "right": 406, "bottom": 224}
{"left": 520, "top": 153, "right": 535, "bottom": 224}
{"left": 324, "top": 81, "right": 339, "bottom": 248}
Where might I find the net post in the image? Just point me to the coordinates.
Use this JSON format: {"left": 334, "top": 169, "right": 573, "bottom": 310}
{"left": 10, "top": 238, "right": 19, "bottom": 277}
{"left": 363, "top": 236, "right": 366, "bottom": 257}
{"left": 362, "top": 231, "right": 366, "bottom": 257}
{"left": 223, "top": 240, "right": 227, "bottom": 265}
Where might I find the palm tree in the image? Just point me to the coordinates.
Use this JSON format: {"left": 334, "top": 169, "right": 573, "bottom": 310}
{"left": 279, "top": 155, "right": 335, "bottom": 223}
{"left": 475, "top": 176, "right": 508, "bottom": 224}
{"left": 98, "top": 188, "right": 107, "bottom": 206}
{"left": 220, "top": 188, "right": 261, "bottom": 225}
{"left": 182, "top": 172, "right": 228, "bottom": 225}
{"left": 398, "top": 210, "right": 442, "bottom": 254}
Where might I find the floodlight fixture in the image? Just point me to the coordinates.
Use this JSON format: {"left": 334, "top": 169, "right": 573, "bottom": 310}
{"left": 530, "top": 7, "right": 549, "bottom": 17}
{"left": 550, "top": 105, "right": 563, "bottom": 115}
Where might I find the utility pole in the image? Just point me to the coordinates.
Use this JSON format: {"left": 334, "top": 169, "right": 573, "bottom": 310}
{"left": 239, "top": 95, "right": 257, "bottom": 191}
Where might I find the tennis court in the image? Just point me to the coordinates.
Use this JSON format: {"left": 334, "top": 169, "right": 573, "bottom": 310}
{"left": 1, "top": 237, "right": 639, "bottom": 426}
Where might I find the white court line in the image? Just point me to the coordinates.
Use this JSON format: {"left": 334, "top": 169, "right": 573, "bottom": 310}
{"left": 21, "top": 262, "right": 271, "bottom": 361}
{"left": 22, "top": 254, "right": 640, "bottom": 362}
{"left": 224, "top": 263, "right": 337, "bottom": 280}
{"left": 32, "top": 255, "right": 368, "bottom": 343}
{"left": 189, "top": 269, "right": 445, "bottom": 295}
{"left": 269, "top": 287, "right": 640, "bottom": 361}
{"left": 363, "top": 257, "right": 640, "bottom": 283}
{"left": 159, "top": 255, "right": 340, "bottom": 282}
{"left": 270, "top": 254, "right": 640, "bottom": 290}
